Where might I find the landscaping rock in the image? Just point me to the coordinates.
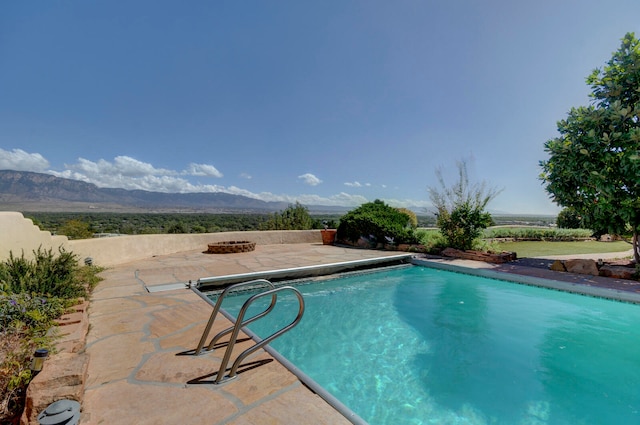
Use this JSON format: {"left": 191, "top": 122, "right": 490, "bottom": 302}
{"left": 20, "top": 352, "right": 87, "bottom": 425}
{"left": 599, "top": 265, "right": 636, "bottom": 280}
{"left": 549, "top": 260, "right": 566, "bottom": 272}
{"left": 20, "top": 301, "right": 89, "bottom": 424}
{"left": 442, "top": 248, "right": 516, "bottom": 264}
{"left": 564, "top": 259, "right": 600, "bottom": 276}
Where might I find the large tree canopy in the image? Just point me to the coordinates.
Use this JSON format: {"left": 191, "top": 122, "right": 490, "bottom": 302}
{"left": 540, "top": 32, "right": 640, "bottom": 262}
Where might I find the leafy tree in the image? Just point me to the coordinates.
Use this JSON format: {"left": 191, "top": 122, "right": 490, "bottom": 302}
{"left": 58, "top": 219, "right": 93, "bottom": 239}
{"left": 556, "top": 208, "right": 585, "bottom": 230}
{"left": 191, "top": 224, "right": 207, "bottom": 233}
{"left": 428, "top": 161, "right": 501, "bottom": 250}
{"left": 261, "top": 202, "right": 314, "bottom": 230}
{"left": 540, "top": 32, "right": 640, "bottom": 262}
{"left": 167, "top": 221, "right": 187, "bottom": 234}
{"left": 395, "top": 207, "right": 418, "bottom": 228}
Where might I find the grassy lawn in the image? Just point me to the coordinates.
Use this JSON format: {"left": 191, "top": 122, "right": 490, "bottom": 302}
{"left": 497, "top": 240, "right": 632, "bottom": 258}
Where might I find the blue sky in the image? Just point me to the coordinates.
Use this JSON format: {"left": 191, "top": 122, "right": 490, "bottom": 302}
{"left": 2, "top": 1, "right": 640, "bottom": 215}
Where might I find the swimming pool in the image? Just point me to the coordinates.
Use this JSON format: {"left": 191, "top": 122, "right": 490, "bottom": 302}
{"left": 219, "top": 265, "right": 640, "bottom": 425}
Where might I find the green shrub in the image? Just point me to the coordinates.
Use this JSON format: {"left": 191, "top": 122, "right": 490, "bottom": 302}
{"left": 0, "top": 247, "right": 87, "bottom": 299}
{"left": 0, "top": 248, "right": 102, "bottom": 422}
{"left": 395, "top": 208, "right": 418, "bottom": 228}
{"left": 337, "top": 200, "right": 420, "bottom": 245}
{"left": 1, "top": 329, "right": 36, "bottom": 422}
{"left": 415, "top": 229, "right": 446, "bottom": 253}
{"left": 436, "top": 202, "right": 493, "bottom": 251}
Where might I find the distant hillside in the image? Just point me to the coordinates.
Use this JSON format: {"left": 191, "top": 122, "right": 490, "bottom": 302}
{"left": 0, "top": 170, "right": 291, "bottom": 213}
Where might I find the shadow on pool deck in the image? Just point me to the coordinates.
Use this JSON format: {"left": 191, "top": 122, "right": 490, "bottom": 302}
{"left": 59, "top": 244, "right": 640, "bottom": 424}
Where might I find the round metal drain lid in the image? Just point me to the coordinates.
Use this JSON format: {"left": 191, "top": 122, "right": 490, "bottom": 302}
{"left": 37, "top": 399, "right": 81, "bottom": 425}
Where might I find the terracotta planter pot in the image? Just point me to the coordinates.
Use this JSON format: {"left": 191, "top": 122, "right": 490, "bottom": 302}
{"left": 320, "top": 229, "right": 337, "bottom": 245}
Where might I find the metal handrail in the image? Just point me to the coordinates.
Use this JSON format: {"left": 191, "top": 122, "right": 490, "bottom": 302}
{"left": 215, "top": 286, "right": 304, "bottom": 384}
{"left": 192, "top": 279, "right": 275, "bottom": 355}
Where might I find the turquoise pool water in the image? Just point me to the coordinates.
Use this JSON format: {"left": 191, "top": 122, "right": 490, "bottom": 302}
{"left": 219, "top": 266, "right": 640, "bottom": 425}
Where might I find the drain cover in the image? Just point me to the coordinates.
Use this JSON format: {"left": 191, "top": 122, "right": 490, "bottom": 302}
{"left": 37, "top": 399, "right": 80, "bottom": 425}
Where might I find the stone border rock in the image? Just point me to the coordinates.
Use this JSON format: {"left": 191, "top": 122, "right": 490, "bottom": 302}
{"left": 442, "top": 247, "right": 517, "bottom": 264}
{"left": 550, "top": 258, "right": 637, "bottom": 279}
{"left": 21, "top": 301, "right": 89, "bottom": 425}
{"left": 207, "top": 241, "right": 256, "bottom": 254}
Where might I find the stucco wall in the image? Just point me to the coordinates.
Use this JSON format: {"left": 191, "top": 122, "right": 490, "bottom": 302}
{"left": 0, "top": 211, "right": 70, "bottom": 260}
{"left": 0, "top": 212, "right": 322, "bottom": 267}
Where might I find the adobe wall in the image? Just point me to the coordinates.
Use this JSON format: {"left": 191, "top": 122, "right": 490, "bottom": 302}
{"left": 0, "top": 211, "right": 70, "bottom": 260}
{"left": 0, "top": 212, "right": 322, "bottom": 267}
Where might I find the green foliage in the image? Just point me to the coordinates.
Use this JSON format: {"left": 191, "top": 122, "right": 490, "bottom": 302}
{"left": 26, "top": 212, "right": 272, "bottom": 235}
{"left": 437, "top": 203, "right": 493, "bottom": 250}
{"left": 0, "top": 248, "right": 87, "bottom": 299}
{"left": 337, "top": 200, "right": 420, "bottom": 245}
{"left": 0, "top": 249, "right": 102, "bottom": 421}
{"left": 395, "top": 208, "right": 418, "bottom": 228}
{"left": 556, "top": 208, "right": 584, "bottom": 229}
{"left": 1, "top": 329, "right": 35, "bottom": 420}
{"left": 428, "top": 160, "right": 501, "bottom": 250}
{"left": 415, "top": 229, "right": 447, "bottom": 253}
{"left": 57, "top": 219, "right": 94, "bottom": 239}
{"left": 0, "top": 293, "right": 66, "bottom": 331}
{"left": 498, "top": 240, "right": 631, "bottom": 258}
{"left": 167, "top": 221, "right": 187, "bottom": 234}
{"left": 483, "top": 227, "right": 593, "bottom": 240}
{"left": 540, "top": 32, "right": 640, "bottom": 261}
{"left": 260, "top": 202, "right": 315, "bottom": 230}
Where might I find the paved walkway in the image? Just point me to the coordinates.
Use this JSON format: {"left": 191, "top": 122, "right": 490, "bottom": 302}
{"left": 79, "top": 244, "right": 405, "bottom": 425}
{"left": 78, "top": 244, "right": 640, "bottom": 424}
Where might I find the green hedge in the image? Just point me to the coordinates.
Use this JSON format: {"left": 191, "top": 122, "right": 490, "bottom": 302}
{"left": 483, "top": 227, "right": 593, "bottom": 241}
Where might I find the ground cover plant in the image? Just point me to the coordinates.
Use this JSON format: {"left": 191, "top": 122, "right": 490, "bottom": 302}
{"left": 0, "top": 248, "right": 102, "bottom": 423}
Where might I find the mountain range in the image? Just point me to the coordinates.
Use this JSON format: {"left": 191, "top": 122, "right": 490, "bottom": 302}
{"left": 0, "top": 170, "right": 323, "bottom": 213}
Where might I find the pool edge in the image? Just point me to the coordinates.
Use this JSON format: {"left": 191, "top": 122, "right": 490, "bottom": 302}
{"left": 412, "top": 258, "right": 640, "bottom": 304}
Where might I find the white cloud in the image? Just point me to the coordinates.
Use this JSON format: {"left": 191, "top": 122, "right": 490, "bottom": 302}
{"left": 64, "top": 156, "right": 176, "bottom": 178}
{"left": 384, "top": 198, "right": 431, "bottom": 209}
{"left": 329, "top": 192, "right": 369, "bottom": 205}
{"left": 51, "top": 156, "right": 220, "bottom": 193}
{"left": 3, "top": 150, "right": 430, "bottom": 209}
{"left": 344, "top": 181, "right": 372, "bottom": 188}
{"left": 0, "top": 148, "right": 50, "bottom": 172}
{"left": 225, "top": 186, "right": 266, "bottom": 199}
{"left": 184, "top": 163, "right": 223, "bottom": 178}
{"left": 240, "top": 173, "right": 252, "bottom": 179}
{"left": 298, "top": 173, "right": 322, "bottom": 186}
